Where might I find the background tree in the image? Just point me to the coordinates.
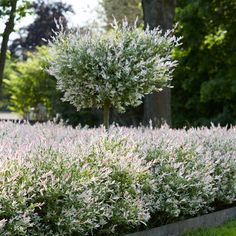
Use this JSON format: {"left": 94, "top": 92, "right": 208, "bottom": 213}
{"left": 47, "top": 23, "right": 179, "bottom": 130}
{"left": 4, "top": 46, "right": 98, "bottom": 125}
{"left": 4, "top": 46, "right": 56, "bottom": 119}
{"left": 172, "top": 0, "right": 236, "bottom": 127}
{"left": 142, "top": 0, "right": 177, "bottom": 126}
{"left": 0, "top": 0, "right": 29, "bottom": 92}
{"left": 101, "top": 0, "right": 143, "bottom": 29}
{"left": 10, "top": 0, "right": 73, "bottom": 58}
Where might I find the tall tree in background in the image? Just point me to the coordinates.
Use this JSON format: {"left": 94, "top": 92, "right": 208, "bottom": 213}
{"left": 10, "top": 0, "right": 73, "bottom": 58}
{"left": 0, "top": 0, "right": 29, "bottom": 92}
{"left": 173, "top": 0, "right": 236, "bottom": 127}
{"left": 101, "top": 0, "right": 142, "bottom": 28}
{"left": 142, "top": 0, "right": 176, "bottom": 126}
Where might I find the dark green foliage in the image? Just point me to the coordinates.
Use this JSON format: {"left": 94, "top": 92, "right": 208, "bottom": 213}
{"left": 172, "top": 0, "right": 236, "bottom": 127}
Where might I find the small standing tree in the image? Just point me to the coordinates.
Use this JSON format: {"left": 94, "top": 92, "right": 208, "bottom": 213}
{"left": 47, "top": 21, "right": 180, "bottom": 130}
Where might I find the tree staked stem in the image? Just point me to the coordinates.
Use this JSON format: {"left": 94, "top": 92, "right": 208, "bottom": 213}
{"left": 103, "top": 101, "right": 110, "bottom": 131}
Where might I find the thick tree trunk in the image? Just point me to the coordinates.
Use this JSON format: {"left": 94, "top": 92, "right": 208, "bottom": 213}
{"left": 142, "top": 0, "right": 176, "bottom": 127}
{"left": 0, "top": 0, "right": 17, "bottom": 94}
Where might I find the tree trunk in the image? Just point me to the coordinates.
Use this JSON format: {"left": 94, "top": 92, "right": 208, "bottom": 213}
{"left": 103, "top": 101, "right": 110, "bottom": 130}
{"left": 142, "top": 0, "right": 176, "bottom": 127}
{"left": 0, "top": 0, "right": 17, "bottom": 94}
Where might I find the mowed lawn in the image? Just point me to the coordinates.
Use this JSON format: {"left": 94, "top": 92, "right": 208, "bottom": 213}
{"left": 183, "top": 220, "right": 236, "bottom": 236}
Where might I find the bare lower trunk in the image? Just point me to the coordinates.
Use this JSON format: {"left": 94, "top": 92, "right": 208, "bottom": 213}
{"left": 103, "top": 101, "right": 110, "bottom": 131}
{"left": 144, "top": 88, "right": 171, "bottom": 127}
{"left": 142, "top": 0, "right": 176, "bottom": 127}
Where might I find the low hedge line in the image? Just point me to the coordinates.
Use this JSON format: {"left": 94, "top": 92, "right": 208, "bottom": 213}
{"left": 0, "top": 122, "right": 235, "bottom": 235}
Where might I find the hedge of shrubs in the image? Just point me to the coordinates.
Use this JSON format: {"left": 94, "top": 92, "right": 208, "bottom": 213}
{"left": 0, "top": 122, "right": 235, "bottom": 235}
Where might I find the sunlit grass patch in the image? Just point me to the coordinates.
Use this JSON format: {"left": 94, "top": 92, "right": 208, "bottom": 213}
{"left": 183, "top": 220, "right": 236, "bottom": 236}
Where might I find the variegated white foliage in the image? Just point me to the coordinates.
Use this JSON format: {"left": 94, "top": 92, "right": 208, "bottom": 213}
{"left": 0, "top": 122, "right": 235, "bottom": 235}
{"left": 47, "top": 21, "right": 180, "bottom": 112}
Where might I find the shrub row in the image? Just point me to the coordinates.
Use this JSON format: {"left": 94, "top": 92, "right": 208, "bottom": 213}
{"left": 0, "top": 122, "right": 235, "bottom": 235}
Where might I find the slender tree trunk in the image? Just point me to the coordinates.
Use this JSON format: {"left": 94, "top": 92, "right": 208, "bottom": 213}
{"left": 0, "top": 0, "right": 17, "bottom": 95}
{"left": 142, "top": 0, "right": 176, "bottom": 127}
{"left": 103, "top": 101, "right": 110, "bottom": 130}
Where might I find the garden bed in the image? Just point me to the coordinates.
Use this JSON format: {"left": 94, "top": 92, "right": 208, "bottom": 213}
{"left": 0, "top": 122, "right": 235, "bottom": 235}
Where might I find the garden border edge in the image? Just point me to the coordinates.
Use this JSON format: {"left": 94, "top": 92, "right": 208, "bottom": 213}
{"left": 125, "top": 206, "right": 236, "bottom": 236}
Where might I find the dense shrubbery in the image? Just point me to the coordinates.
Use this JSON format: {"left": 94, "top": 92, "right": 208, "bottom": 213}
{"left": 0, "top": 123, "right": 235, "bottom": 235}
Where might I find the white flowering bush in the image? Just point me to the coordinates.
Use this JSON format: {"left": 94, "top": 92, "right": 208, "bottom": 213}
{"left": 47, "top": 21, "right": 180, "bottom": 129}
{"left": 0, "top": 122, "right": 235, "bottom": 235}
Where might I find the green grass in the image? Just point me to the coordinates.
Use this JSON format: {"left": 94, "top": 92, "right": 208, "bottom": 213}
{"left": 183, "top": 220, "right": 236, "bottom": 236}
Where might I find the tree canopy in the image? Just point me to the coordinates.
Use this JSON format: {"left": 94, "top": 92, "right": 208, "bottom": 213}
{"left": 47, "top": 22, "right": 180, "bottom": 129}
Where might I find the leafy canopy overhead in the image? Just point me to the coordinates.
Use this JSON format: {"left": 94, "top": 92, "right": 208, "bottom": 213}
{"left": 0, "top": 0, "right": 30, "bottom": 20}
